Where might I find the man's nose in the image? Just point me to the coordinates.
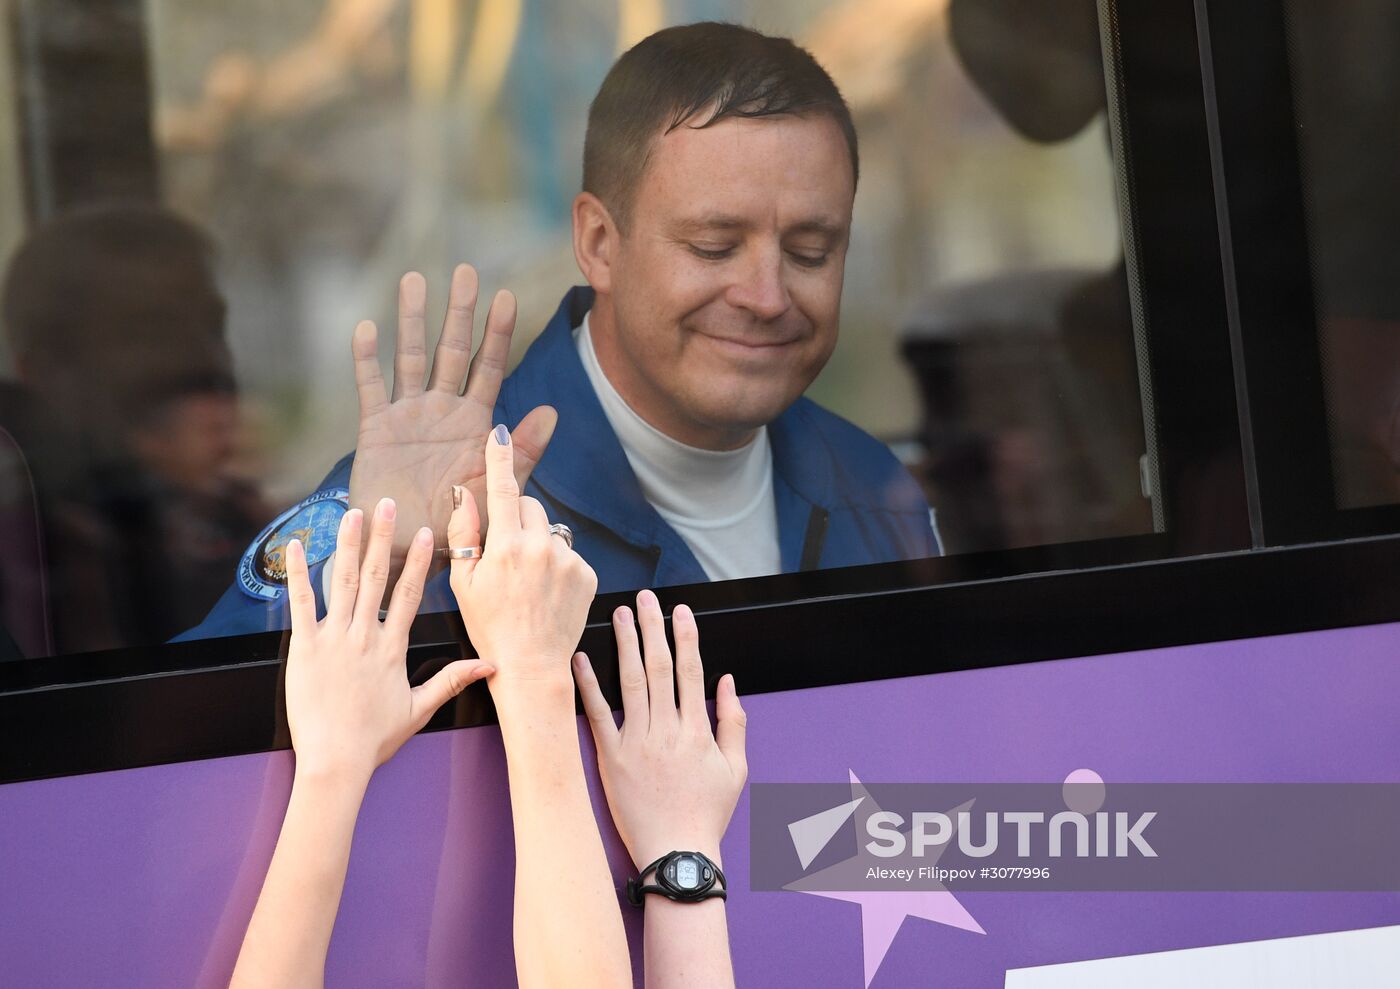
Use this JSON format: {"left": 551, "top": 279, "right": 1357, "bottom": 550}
{"left": 726, "top": 245, "right": 793, "bottom": 322}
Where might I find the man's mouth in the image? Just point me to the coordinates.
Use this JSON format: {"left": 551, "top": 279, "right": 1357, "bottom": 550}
{"left": 696, "top": 331, "right": 802, "bottom": 353}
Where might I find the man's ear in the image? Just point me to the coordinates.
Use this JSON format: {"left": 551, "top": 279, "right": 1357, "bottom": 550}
{"left": 572, "top": 192, "right": 616, "bottom": 295}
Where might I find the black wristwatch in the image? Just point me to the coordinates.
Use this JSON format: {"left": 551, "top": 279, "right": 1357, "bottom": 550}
{"left": 626, "top": 851, "right": 727, "bottom": 906}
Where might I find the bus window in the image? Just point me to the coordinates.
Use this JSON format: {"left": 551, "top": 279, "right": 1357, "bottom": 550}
{"left": 1, "top": 0, "right": 1241, "bottom": 663}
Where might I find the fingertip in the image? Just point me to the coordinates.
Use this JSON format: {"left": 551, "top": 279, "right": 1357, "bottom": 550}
{"left": 438, "top": 660, "right": 495, "bottom": 699}
{"left": 449, "top": 484, "right": 475, "bottom": 516}
{"left": 351, "top": 323, "right": 379, "bottom": 365}
{"left": 637, "top": 588, "right": 658, "bottom": 610}
{"left": 414, "top": 526, "right": 432, "bottom": 548}
{"left": 447, "top": 490, "right": 480, "bottom": 545}
{"left": 287, "top": 537, "right": 304, "bottom": 561}
{"left": 491, "top": 423, "right": 510, "bottom": 446}
{"left": 613, "top": 605, "right": 632, "bottom": 626}
{"left": 377, "top": 497, "right": 396, "bottom": 522}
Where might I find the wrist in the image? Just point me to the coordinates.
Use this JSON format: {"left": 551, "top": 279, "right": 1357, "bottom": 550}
{"left": 633, "top": 838, "right": 724, "bottom": 873}
{"left": 487, "top": 665, "right": 576, "bottom": 710}
{"left": 643, "top": 894, "right": 728, "bottom": 918}
{"left": 291, "top": 758, "right": 374, "bottom": 800}
{"left": 490, "top": 669, "right": 585, "bottom": 770}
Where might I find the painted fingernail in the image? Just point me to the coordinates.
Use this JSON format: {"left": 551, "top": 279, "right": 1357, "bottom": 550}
{"left": 380, "top": 498, "right": 396, "bottom": 521}
{"left": 451, "top": 484, "right": 467, "bottom": 510}
{"left": 492, "top": 424, "right": 510, "bottom": 446}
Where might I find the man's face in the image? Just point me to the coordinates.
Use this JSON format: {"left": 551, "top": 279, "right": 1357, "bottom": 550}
{"left": 598, "top": 113, "right": 854, "bottom": 449}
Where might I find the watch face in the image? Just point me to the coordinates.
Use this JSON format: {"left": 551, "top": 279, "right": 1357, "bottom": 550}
{"left": 676, "top": 857, "right": 700, "bottom": 890}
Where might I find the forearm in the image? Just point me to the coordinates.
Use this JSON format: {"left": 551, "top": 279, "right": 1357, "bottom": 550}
{"left": 635, "top": 840, "right": 734, "bottom": 989}
{"left": 230, "top": 766, "right": 370, "bottom": 989}
{"left": 494, "top": 678, "right": 631, "bottom": 989}
{"left": 643, "top": 896, "right": 735, "bottom": 989}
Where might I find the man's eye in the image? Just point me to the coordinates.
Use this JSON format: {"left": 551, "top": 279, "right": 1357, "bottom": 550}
{"left": 788, "top": 251, "right": 829, "bottom": 268}
{"left": 689, "top": 244, "right": 735, "bottom": 261}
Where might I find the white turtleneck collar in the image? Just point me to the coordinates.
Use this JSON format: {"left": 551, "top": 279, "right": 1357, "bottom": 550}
{"left": 575, "top": 312, "right": 781, "bottom": 580}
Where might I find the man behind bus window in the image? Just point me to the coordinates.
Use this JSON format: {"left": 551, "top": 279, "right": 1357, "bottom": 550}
{"left": 183, "top": 22, "right": 939, "bottom": 641}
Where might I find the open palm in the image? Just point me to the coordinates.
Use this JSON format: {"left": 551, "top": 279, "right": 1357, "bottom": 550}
{"left": 348, "top": 264, "right": 557, "bottom": 565}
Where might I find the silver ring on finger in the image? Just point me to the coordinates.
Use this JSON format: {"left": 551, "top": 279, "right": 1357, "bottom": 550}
{"left": 548, "top": 523, "right": 574, "bottom": 550}
{"left": 438, "top": 546, "right": 482, "bottom": 560}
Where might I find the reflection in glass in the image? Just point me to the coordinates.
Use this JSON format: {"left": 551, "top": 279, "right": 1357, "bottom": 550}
{"left": 0, "top": 206, "right": 268, "bottom": 653}
{"left": 905, "top": 0, "right": 1147, "bottom": 552}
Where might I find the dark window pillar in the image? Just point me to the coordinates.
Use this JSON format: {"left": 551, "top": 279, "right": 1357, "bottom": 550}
{"left": 9, "top": 0, "right": 159, "bottom": 222}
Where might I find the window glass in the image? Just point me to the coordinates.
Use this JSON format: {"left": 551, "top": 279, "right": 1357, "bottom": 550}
{"left": 1282, "top": 2, "right": 1400, "bottom": 512}
{"left": 1, "top": 0, "right": 1163, "bottom": 657}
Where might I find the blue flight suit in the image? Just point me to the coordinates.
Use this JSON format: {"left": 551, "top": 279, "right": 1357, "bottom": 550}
{"left": 177, "top": 287, "right": 939, "bottom": 641}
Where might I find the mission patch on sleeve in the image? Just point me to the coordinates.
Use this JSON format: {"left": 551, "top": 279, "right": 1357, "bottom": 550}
{"left": 237, "top": 487, "right": 350, "bottom": 601}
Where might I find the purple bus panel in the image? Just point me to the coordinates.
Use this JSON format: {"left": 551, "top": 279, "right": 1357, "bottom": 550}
{"left": 3, "top": 619, "right": 1399, "bottom": 987}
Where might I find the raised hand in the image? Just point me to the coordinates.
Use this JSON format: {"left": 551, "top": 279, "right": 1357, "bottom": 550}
{"left": 349, "top": 264, "right": 558, "bottom": 568}
{"left": 283, "top": 497, "right": 493, "bottom": 781}
{"left": 231, "top": 498, "right": 493, "bottom": 989}
{"left": 573, "top": 590, "right": 748, "bottom": 871}
{"left": 445, "top": 427, "right": 631, "bottom": 989}
{"left": 447, "top": 425, "right": 598, "bottom": 693}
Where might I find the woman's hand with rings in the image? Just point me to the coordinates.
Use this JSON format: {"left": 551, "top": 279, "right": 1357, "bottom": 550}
{"left": 547, "top": 523, "right": 573, "bottom": 550}
{"left": 448, "top": 424, "right": 598, "bottom": 696}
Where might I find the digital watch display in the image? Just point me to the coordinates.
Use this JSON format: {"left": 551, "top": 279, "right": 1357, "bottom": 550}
{"left": 626, "top": 850, "right": 727, "bottom": 906}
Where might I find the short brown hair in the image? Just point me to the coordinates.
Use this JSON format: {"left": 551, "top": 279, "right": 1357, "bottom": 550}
{"left": 582, "top": 22, "right": 859, "bottom": 228}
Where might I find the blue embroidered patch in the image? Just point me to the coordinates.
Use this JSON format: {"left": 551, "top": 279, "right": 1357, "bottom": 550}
{"left": 237, "top": 487, "right": 350, "bottom": 601}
